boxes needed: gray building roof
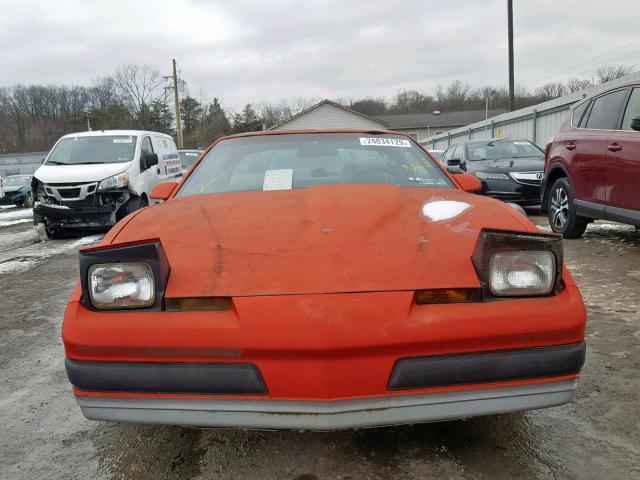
[376,110,508,129]
[269,99,388,130]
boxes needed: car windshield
[46,135,138,165]
[465,140,544,161]
[177,133,453,196]
[4,176,31,187]
[179,151,201,169]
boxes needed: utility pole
[507,0,515,111]
[172,59,184,148]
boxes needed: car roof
[219,129,410,141]
[59,130,173,139]
[570,81,640,110]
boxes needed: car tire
[116,195,148,221]
[547,177,588,238]
[22,194,34,208]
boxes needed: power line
[527,38,640,88]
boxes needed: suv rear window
[584,89,627,130]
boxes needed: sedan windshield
[179,150,201,169]
[46,135,137,165]
[466,140,544,161]
[3,175,31,187]
[177,133,453,196]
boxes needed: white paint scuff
[422,200,470,222]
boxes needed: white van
[33,130,181,237]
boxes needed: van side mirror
[447,158,461,167]
[631,115,640,132]
[149,181,178,201]
[142,153,159,170]
[454,174,482,193]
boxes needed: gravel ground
[0,206,638,480]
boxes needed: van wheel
[547,178,588,238]
[116,195,147,221]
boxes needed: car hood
[469,157,544,172]
[111,184,534,297]
[34,162,131,184]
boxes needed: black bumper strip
[388,342,585,390]
[65,359,267,395]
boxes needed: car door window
[442,148,452,162]
[621,88,640,131]
[572,101,589,127]
[578,101,593,128]
[584,89,627,130]
[141,136,154,157]
[451,145,462,160]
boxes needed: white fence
[0,152,47,177]
[420,72,640,150]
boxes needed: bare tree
[113,64,163,118]
[566,77,593,93]
[595,65,632,84]
[535,82,567,101]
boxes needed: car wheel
[547,178,588,238]
[116,195,148,221]
[22,194,34,208]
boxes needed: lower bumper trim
[65,359,267,395]
[75,379,577,431]
[388,342,585,390]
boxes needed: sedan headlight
[489,251,555,296]
[475,172,509,180]
[98,172,129,191]
[89,263,154,309]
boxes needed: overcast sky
[2,0,639,111]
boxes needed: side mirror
[631,115,640,132]
[447,166,465,174]
[447,158,461,167]
[149,181,178,201]
[454,174,482,193]
[141,153,159,170]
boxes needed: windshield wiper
[45,160,70,165]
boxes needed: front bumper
[67,342,585,429]
[34,202,117,228]
[481,179,541,205]
[0,192,26,205]
[75,379,578,430]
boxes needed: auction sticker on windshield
[263,169,293,191]
[360,137,411,147]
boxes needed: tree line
[0,64,631,153]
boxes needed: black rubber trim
[65,359,267,395]
[388,342,585,390]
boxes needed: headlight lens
[475,172,509,180]
[89,263,154,309]
[489,251,555,296]
[98,172,129,191]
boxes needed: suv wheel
[548,177,588,238]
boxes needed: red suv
[542,83,640,238]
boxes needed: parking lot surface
[1,205,638,480]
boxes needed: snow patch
[0,208,33,221]
[422,200,470,222]
[0,218,31,228]
[0,234,102,275]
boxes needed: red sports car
[62,130,586,430]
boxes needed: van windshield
[46,135,138,165]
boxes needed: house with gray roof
[375,110,507,141]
